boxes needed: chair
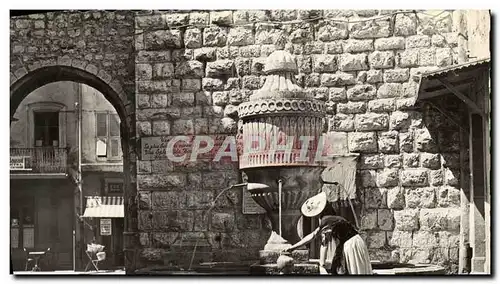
[23,248,34,271]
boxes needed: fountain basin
[134,260,446,275]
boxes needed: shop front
[81,196,124,270]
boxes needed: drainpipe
[75,84,84,271]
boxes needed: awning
[83,196,124,218]
[416,58,490,129]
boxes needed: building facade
[9,9,490,274]
[10,82,125,271]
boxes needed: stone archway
[10,63,140,273]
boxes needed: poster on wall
[100,219,112,236]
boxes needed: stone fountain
[237,40,327,273]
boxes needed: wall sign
[100,219,112,236]
[104,178,123,194]
[10,156,31,170]
[242,185,266,215]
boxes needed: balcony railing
[10,148,68,174]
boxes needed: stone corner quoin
[10,9,465,272]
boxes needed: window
[96,112,121,160]
[10,203,35,249]
[34,112,59,147]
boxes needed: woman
[284,192,372,275]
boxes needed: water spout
[278,179,282,237]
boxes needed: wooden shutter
[96,113,108,137]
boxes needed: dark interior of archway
[10,66,129,138]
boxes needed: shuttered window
[95,112,121,160]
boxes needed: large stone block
[377,168,399,187]
[375,37,405,50]
[349,18,392,38]
[378,131,399,153]
[136,63,153,80]
[210,11,233,25]
[377,83,402,98]
[328,87,347,102]
[415,128,438,152]
[321,73,356,87]
[152,191,187,210]
[206,60,234,78]
[325,41,344,54]
[394,14,417,36]
[435,48,453,67]
[228,26,254,46]
[144,30,182,50]
[378,209,394,230]
[368,98,395,113]
[419,208,454,232]
[412,231,438,248]
[400,169,428,187]
[444,168,459,187]
[152,62,174,79]
[405,187,436,208]
[152,120,171,136]
[312,55,337,73]
[359,154,384,169]
[403,153,420,168]
[138,174,187,189]
[385,154,402,168]
[175,60,204,78]
[343,39,374,53]
[384,68,410,83]
[184,28,202,49]
[330,114,355,131]
[239,45,261,58]
[406,35,431,48]
[420,153,441,169]
[348,132,377,152]
[337,102,366,114]
[303,42,325,55]
[367,231,387,249]
[360,209,378,230]
[387,187,405,210]
[389,111,411,130]
[394,209,419,231]
[396,49,419,68]
[389,230,413,247]
[316,22,348,41]
[360,170,377,188]
[399,131,413,153]
[365,70,383,84]
[202,78,225,91]
[364,187,387,209]
[339,53,369,71]
[369,51,395,69]
[355,113,389,131]
[171,92,195,107]
[172,119,195,135]
[346,84,377,101]
[418,48,436,66]
[203,26,228,47]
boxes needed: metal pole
[278,179,282,237]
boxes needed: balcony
[10,148,69,178]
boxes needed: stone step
[259,249,309,264]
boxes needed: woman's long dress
[319,216,373,275]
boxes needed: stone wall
[134,9,466,272]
